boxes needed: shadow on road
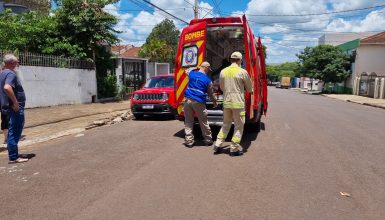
[0,146,6,153]
[173,122,265,153]
[19,153,36,159]
[132,115,175,121]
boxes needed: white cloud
[242,0,385,63]
[326,8,385,32]
[245,0,328,24]
[260,25,288,34]
[103,0,385,63]
[328,0,385,11]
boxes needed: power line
[265,42,304,49]
[142,0,188,24]
[248,19,384,34]
[130,0,153,12]
[198,3,385,17]
[253,4,385,17]
[104,8,190,12]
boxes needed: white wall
[19,66,97,108]
[318,33,377,46]
[147,62,170,78]
[355,44,385,77]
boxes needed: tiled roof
[121,47,141,58]
[361,31,385,44]
[111,45,141,58]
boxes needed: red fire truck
[174,15,268,131]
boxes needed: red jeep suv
[130,74,176,119]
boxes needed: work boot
[9,158,29,164]
[184,142,194,148]
[213,144,221,154]
[229,150,243,157]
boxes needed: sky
[100,0,385,64]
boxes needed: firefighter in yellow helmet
[214,51,252,156]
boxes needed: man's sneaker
[9,158,29,164]
[229,150,243,157]
[184,142,194,148]
[213,144,221,154]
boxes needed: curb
[322,95,385,110]
[0,112,135,155]
[25,108,129,129]
[19,128,86,147]
[362,103,385,110]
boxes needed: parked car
[130,74,176,119]
[275,82,282,88]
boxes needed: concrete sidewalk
[323,94,385,109]
[25,101,130,128]
[0,101,131,154]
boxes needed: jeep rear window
[144,77,174,88]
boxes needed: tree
[139,39,173,62]
[266,62,300,81]
[139,19,180,63]
[297,45,350,83]
[53,0,120,98]
[1,0,119,59]
[53,0,119,59]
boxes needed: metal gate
[122,59,146,95]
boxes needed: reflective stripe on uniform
[223,66,242,78]
[217,130,227,139]
[231,136,241,144]
[187,87,205,94]
[240,111,246,116]
[223,101,244,108]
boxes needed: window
[144,77,174,88]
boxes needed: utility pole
[194,0,198,19]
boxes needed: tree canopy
[266,62,300,81]
[297,45,351,83]
[139,19,180,63]
[0,0,119,59]
[0,0,121,98]
[54,0,119,59]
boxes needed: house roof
[122,47,141,58]
[361,31,385,44]
[111,45,142,58]
[111,45,140,58]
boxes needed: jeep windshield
[144,76,174,88]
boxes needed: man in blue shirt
[0,54,28,163]
[184,61,217,147]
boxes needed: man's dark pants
[7,107,24,161]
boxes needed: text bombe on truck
[174,16,268,130]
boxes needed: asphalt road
[1,88,384,219]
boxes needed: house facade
[352,32,385,98]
